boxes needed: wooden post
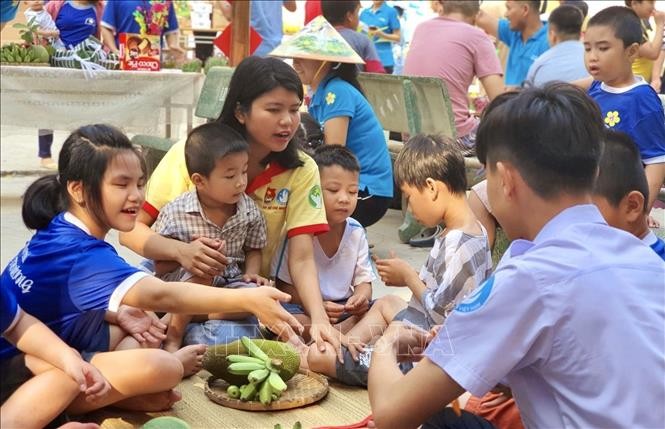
[230,0,251,66]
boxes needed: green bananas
[0,43,46,64]
[224,336,291,404]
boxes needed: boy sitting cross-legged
[307,135,493,386]
[148,122,269,353]
[274,145,375,353]
[593,129,665,260]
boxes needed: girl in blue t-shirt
[0,124,302,414]
[294,59,394,227]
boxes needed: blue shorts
[60,309,110,357]
[282,298,374,324]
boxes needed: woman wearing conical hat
[271,16,394,228]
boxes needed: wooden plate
[204,370,329,411]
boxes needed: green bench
[131,66,235,173]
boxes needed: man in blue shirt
[477,0,549,87]
[525,4,588,87]
[360,0,401,74]
[101,0,185,60]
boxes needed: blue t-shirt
[309,75,393,198]
[524,40,588,87]
[56,1,97,48]
[588,79,665,163]
[251,0,283,57]
[360,3,400,68]
[101,0,178,44]
[0,0,19,24]
[498,18,549,86]
[0,281,20,336]
[0,213,146,359]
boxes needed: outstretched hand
[248,287,304,343]
[116,305,167,347]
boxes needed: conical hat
[270,16,365,64]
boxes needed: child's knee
[144,349,185,388]
[307,344,337,377]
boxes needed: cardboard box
[119,33,161,71]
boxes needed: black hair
[587,6,642,47]
[329,62,366,97]
[185,122,248,177]
[298,112,324,155]
[440,0,480,17]
[322,0,360,25]
[549,5,584,38]
[22,124,146,230]
[393,5,405,17]
[521,0,542,14]
[217,56,304,169]
[594,130,649,213]
[560,0,589,19]
[394,134,467,195]
[313,144,360,173]
[476,82,603,198]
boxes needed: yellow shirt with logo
[144,141,329,277]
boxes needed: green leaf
[12,23,28,29]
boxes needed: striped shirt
[405,224,492,328]
[152,191,267,281]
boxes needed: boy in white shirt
[23,1,59,42]
[274,145,375,340]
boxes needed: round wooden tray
[205,370,329,411]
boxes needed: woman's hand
[246,287,304,342]
[309,322,344,363]
[323,300,346,323]
[373,251,415,286]
[116,306,167,347]
[176,236,229,279]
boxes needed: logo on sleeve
[325,91,336,105]
[308,185,322,209]
[455,275,494,313]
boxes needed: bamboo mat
[84,370,371,429]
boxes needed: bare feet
[173,344,207,377]
[112,389,182,412]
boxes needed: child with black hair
[148,122,269,352]
[368,82,665,429]
[579,6,665,225]
[275,145,375,353]
[593,129,665,260]
[308,134,492,388]
[624,0,665,84]
[321,0,385,73]
[0,124,302,414]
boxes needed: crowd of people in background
[1,1,664,428]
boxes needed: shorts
[152,261,256,289]
[471,180,492,214]
[282,298,374,324]
[60,309,110,357]
[0,353,31,405]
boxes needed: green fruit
[29,45,49,63]
[239,382,258,401]
[226,385,240,399]
[203,338,301,386]
[259,378,273,405]
[142,416,191,429]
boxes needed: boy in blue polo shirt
[360,0,401,74]
[477,0,549,87]
[580,6,665,223]
[367,83,665,428]
[593,130,665,260]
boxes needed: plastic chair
[131,66,235,174]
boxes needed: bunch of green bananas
[224,336,289,405]
[0,43,41,64]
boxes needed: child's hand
[340,333,366,362]
[344,294,370,316]
[323,300,346,323]
[116,305,167,347]
[653,9,665,26]
[178,236,229,280]
[374,321,429,362]
[481,385,513,408]
[63,357,111,402]
[242,273,272,286]
[373,251,415,286]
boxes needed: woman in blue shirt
[272,17,394,227]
